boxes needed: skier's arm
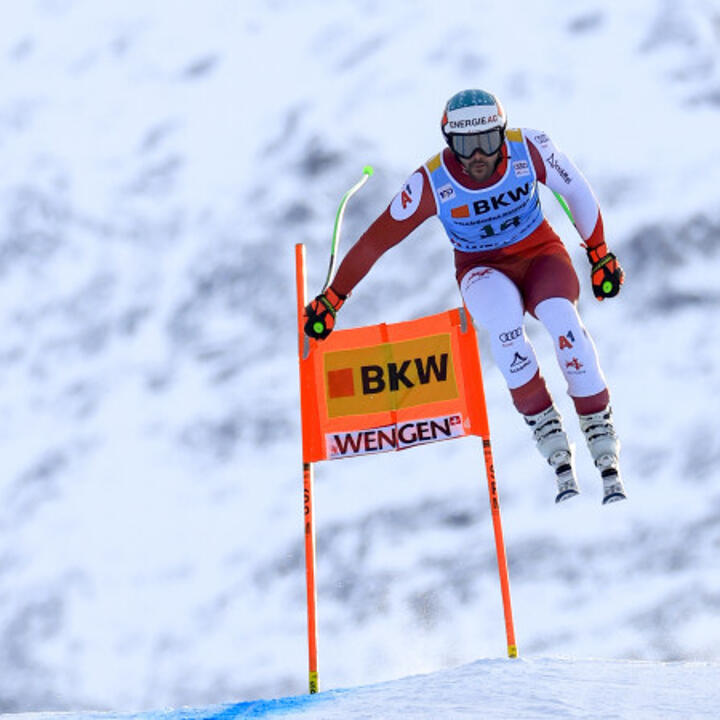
[526,131,600,240]
[527,131,624,300]
[331,168,437,296]
[304,167,437,339]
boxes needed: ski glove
[304,286,346,340]
[584,242,624,301]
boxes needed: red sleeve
[331,167,437,297]
[527,139,546,183]
[585,212,605,250]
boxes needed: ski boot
[579,406,626,504]
[524,404,579,503]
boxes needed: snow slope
[5,658,720,720]
[1,0,720,713]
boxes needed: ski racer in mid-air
[305,88,626,505]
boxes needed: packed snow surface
[6,658,720,720]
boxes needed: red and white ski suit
[331,128,611,416]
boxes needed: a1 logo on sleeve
[390,171,424,221]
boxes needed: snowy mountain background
[1,0,720,713]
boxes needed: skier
[304,89,626,505]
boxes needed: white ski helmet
[441,89,507,157]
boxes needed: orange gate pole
[295,243,320,693]
[303,461,319,692]
[482,437,518,658]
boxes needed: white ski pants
[460,267,607,398]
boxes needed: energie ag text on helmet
[447,115,500,130]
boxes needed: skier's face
[459,148,501,183]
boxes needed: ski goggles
[448,128,505,158]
